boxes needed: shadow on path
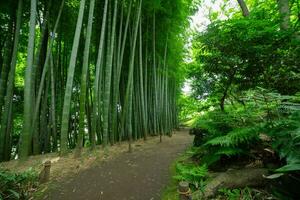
[44,129,193,200]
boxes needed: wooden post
[178,181,191,200]
[39,160,51,184]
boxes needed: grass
[161,159,178,200]
[161,147,193,200]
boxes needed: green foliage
[0,169,38,200]
[204,126,260,148]
[173,162,207,189]
[267,111,300,173]
[218,187,275,200]
[192,110,232,136]
[196,122,260,165]
[183,0,300,197]
[190,89,300,170]
[15,52,26,88]
[0,0,197,160]
[189,1,300,108]
[178,94,201,123]
[190,98,265,165]
[218,188,252,200]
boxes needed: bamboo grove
[0,0,195,161]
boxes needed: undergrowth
[217,188,275,200]
[173,162,207,189]
[0,169,38,200]
[191,90,300,175]
[175,89,300,199]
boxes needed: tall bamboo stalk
[122,0,142,152]
[0,0,23,161]
[60,0,86,154]
[20,0,37,159]
[77,0,96,153]
[92,0,109,148]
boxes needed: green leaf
[265,173,285,179]
[7,189,20,199]
[276,164,300,172]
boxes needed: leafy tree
[190,7,300,111]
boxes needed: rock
[189,128,208,147]
[204,168,269,198]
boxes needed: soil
[42,129,193,200]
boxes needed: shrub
[190,90,300,171]
[0,169,38,200]
[173,162,208,189]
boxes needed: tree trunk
[203,168,269,198]
[92,0,108,149]
[138,17,147,140]
[31,0,64,151]
[116,0,133,143]
[237,0,249,17]
[77,0,95,154]
[20,0,37,159]
[152,11,158,135]
[102,0,118,147]
[122,0,142,152]
[220,70,236,112]
[0,0,23,161]
[50,53,57,151]
[0,5,15,122]
[277,0,290,30]
[31,1,52,155]
[111,1,124,143]
[60,0,86,154]
[220,91,227,112]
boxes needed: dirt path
[43,129,193,200]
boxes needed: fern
[214,147,245,156]
[191,90,300,174]
[0,169,37,200]
[205,126,260,147]
[192,108,262,166]
[265,111,300,173]
[199,153,220,166]
[173,163,208,188]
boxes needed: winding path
[45,129,193,200]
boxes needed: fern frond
[204,126,260,147]
[174,162,208,188]
[215,147,244,156]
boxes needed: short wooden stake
[178,181,191,200]
[39,160,51,184]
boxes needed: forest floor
[35,129,193,200]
